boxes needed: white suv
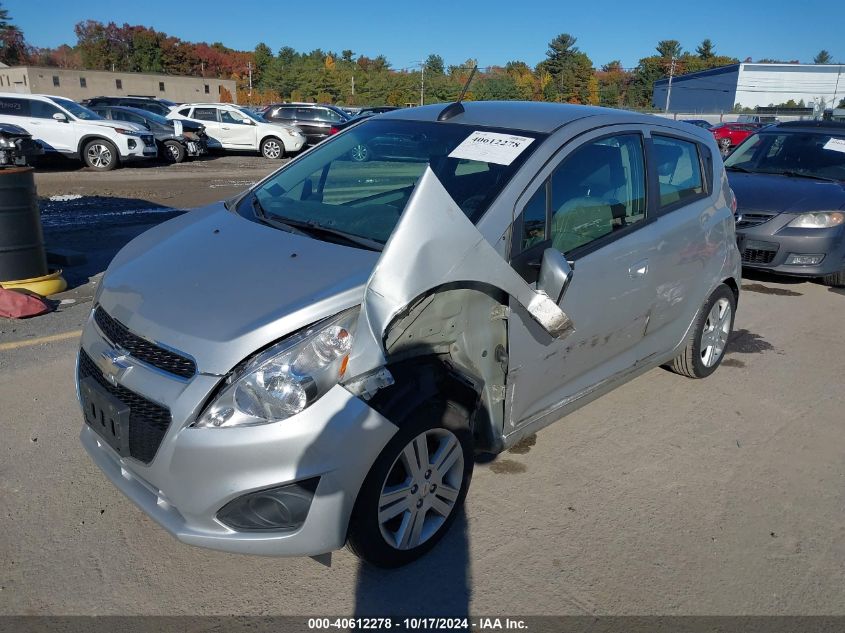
[168,103,305,159]
[0,93,157,170]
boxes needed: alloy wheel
[700,298,731,367]
[87,143,112,168]
[263,140,282,159]
[350,144,369,162]
[377,428,464,550]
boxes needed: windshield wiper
[278,217,384,252]
[725,165,755,173]
[779,170,837,183]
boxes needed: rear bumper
[737,214,845,277]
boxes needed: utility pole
[664,57,676,113]
[248,61,253,98]
[420,61,425,106]
[351,75,355,98]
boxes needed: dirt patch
[508,434,537,455]
[721,358,747,368]
[489,459,527,474]
[741,283,802,297]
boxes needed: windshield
[51,97,103,121]
[725,130,845,181]
[246,119,545,247]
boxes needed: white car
[168,103,305,159]
[0,93,157,170]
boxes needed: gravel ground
[1,155,844,618]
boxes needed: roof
[771,120,845,132]
[378,101,655,134]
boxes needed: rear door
[189,107,223,146]
[506,127,660,428]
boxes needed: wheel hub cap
[377,428,464,550]
[700,298,731,367]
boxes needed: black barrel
[0,166,48,282]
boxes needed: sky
[6,0,844,70]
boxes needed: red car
[710,123,763,151]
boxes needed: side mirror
[537,248,573,304]
[52,112,68,123]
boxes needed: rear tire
[163,140,186,163]
[821,269,845,287]
[347,400,473,568]
[82,139,118,171]
[260,137,285,159]
[666,284,736,378]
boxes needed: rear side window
[177,107,191,117]
[192,107,218,122]
[653,135,704,207]
[0,97,30,117]
[296,107,317,121]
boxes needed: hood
[98,203,380,375]
[728,171,845,213]
[85,118,149,134]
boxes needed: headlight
[113,128,142,136]
[0,137,14,148]
[194,308,359,428]
[787,212,845,229]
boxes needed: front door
[26,99,76,153]
[506,129,659,430]
[219,109,257,148]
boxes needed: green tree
[656,39,683,59]
[696,39,715,60]
[0,1,28,65]
[252,42,274,89]
[814,49,832,64]
[425,54,445,75]
[543,33,579,76]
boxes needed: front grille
[742,239,779,264]
[78,349,171,464]
[94,307,196,379]
[142,135,155,146]
[736,211,777,229]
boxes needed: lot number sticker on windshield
[448,131,535,165]
[822,137,845,154]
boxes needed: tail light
[329,126,339,135]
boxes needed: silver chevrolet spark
[77,102,741,567]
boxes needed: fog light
[785,254,824,265]
[217,478,319,532]
[127,139,137,149]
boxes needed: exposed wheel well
[722,276,739,305]
[77,135,118,158]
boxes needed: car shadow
[353,506,471,622]
[40,195,184,289]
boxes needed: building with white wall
[653,63,845,114]
[0,65,237,104]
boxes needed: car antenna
[437,65,478,121]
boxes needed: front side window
[549,134,646,254]
[192,107,218,122]
[30,100,62,119]
[247,119,544,247]
[653,135,704,207]
[220,109,249,124]
[726,131,845,182]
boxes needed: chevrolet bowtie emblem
[97,348,133,385]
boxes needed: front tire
[163,140,186,163]
[347,401,473,568]
[666,284,736,378]
[821,269,845,287]
[260,137,285,159]
[83,139,119,171]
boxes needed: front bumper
[78,320,397,557]
[737,212,845,277]
[120,134,158,161]
[283,134,306,153]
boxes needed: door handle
[221,126,230,130]
[628,259,649,278]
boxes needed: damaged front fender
[344,166,574,386]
